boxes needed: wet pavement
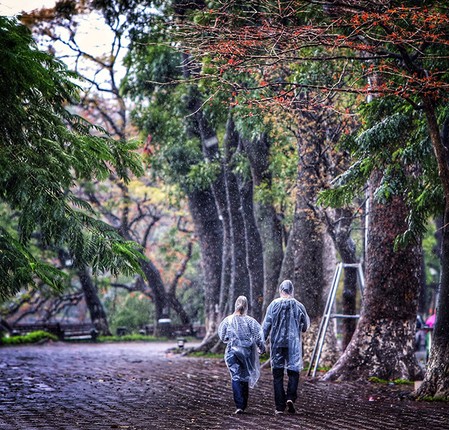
[0,341,448,429]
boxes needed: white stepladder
[306,262,365,378]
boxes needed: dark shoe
[287,400,296,414]
[235,409,244,415]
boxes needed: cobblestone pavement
[0,341,448,430]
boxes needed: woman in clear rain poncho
[218,296,265,414]
[263,280,310,415]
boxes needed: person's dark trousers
[231,380,249,410]
[273,367,300,411]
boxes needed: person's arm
[262,304,273,340]
[298,303,310,332]
[250,318,265,353]
[218,317,230,342]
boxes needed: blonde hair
[234,295,248,315]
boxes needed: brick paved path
[0,342,448,430]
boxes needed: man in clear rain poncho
[263,280,310,415]
[218,296,265,414]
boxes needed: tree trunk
[293,133,326,320]
[323,172,423,382]
[167,292,191,326]
[195,111,232,317]
[415,101,449,399]
[291,123,340,366]
[239,176,264,321]
[182,54,228,326]
[139,259,169,327]
[279,222,297,283]
[187,187,223,341]
[78,266,111,336]
[415,203,449,400]
[326,207,359,350]
[243,134,283,314]
[223,116,251,307]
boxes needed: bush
[1,330,58,345]
[97,334,161,342]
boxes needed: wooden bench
[143,324,205,338]
[11,323,64,339]
[11,322,98,341]
[60,323,98,341]
[171,325,196,338]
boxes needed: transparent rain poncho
[218,314,265,388]
[263,297,310,372]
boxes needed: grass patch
[1,331,58,345]
[188,351,223,359]
[97,334,166,342]
[419,395,449,402]
[368,376,413,385]
[187,351,271,362]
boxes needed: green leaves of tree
[0,17,144,299]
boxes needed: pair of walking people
[218,280,310,415]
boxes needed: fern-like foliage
[319,96,444,248]
[0,17,144,300]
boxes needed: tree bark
[187,187,223,341]
[223,116,251,307]
[291,120,340,366]
[238,176,264,321]
[243,134,283,314]
[293,130,326,320]
[77,266,111,336]
[415,101,449,399]
[279,221,297,283]
[194,108,232,317]
[139,259,169,325]
[326,207,359,350]
[323,172,423,382]
[416,205,449,400]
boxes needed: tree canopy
[0,16,144,301]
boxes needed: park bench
[11,322,98,341]
[60,323,98,341]
[11,323,64,339]
[171,324,197,338]
[142,323,203,338]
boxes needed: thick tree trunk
[323,173,423,382]
[326,207,359,350]
[279,222,297,283]
[237,162,264,321]
[416,212,449,398]
[239,177,264,321]
[416,210,449,399]
[223,117,251,306]
[415,100,449,399]
[187,188,223,341]
[293,134,326,320]
[292,124,340,366]
[167,292,191,325]
[78,266,111,336]
[193,106,232,318]
[139,259,169,325]
[243,134,283,314]
[182,54,228,329]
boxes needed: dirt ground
[0,341,448,430]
